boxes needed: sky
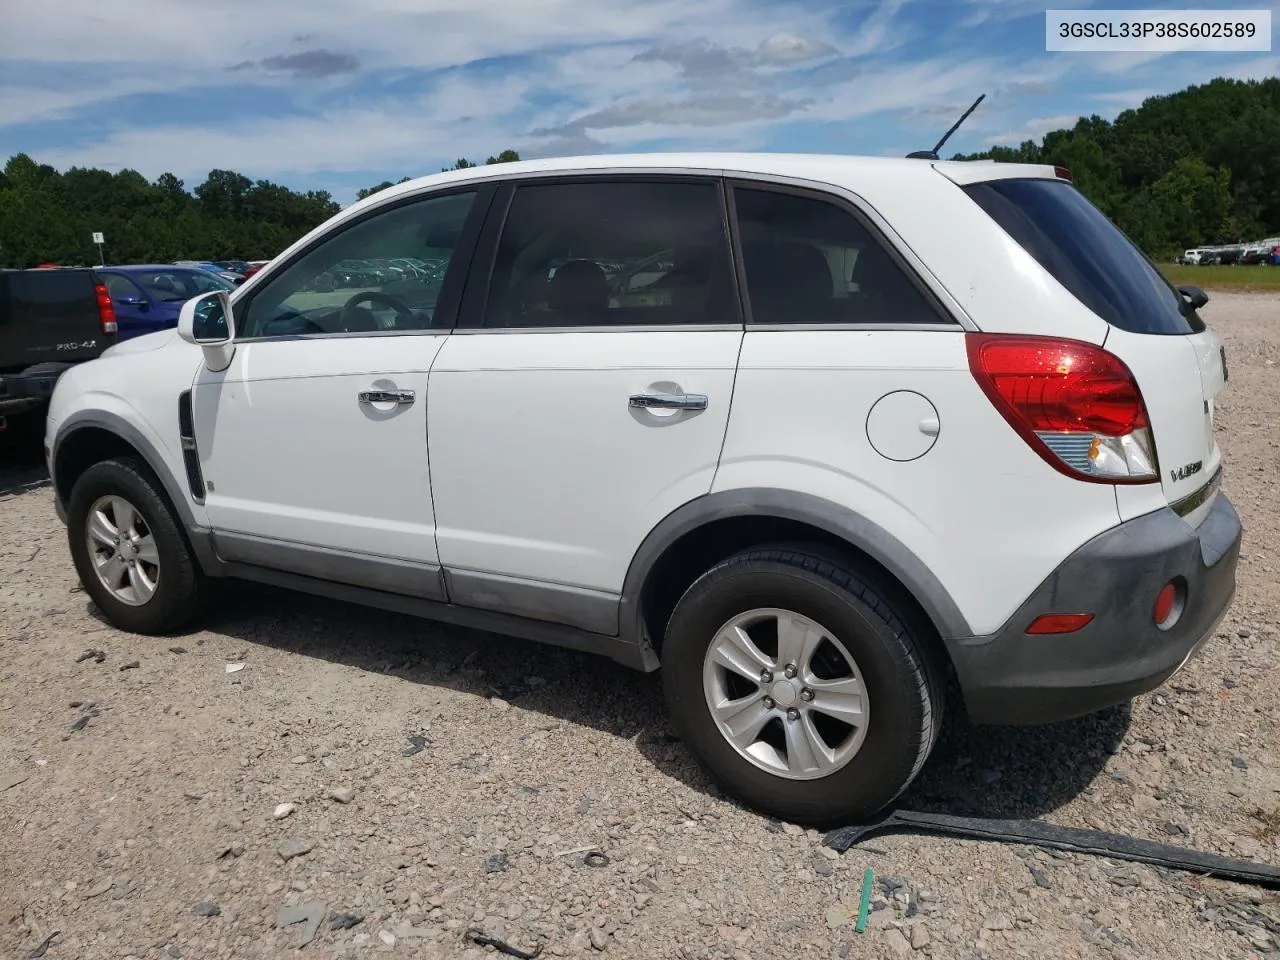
[1,0,1277,205]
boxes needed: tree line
[954,77,1280,257]
[356,150,522,200]
[0,150,521,269]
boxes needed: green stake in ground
[854,867,874,934]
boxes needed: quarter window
[483,180,737,328]
[732,187,944,326]
[239,190,477,339]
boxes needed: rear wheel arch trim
[620,488,973,650]
[52,411,222,575]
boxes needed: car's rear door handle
[359,389,415,405]
[629,393,708,411]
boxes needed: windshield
[128,269,236,301]
[963,178,1203,336]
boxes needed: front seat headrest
[548,259,610,315]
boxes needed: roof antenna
[906,93,986,160]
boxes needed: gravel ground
[1,292,1278,960]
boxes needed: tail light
[966,333,1158,484]
[94,282,118,335]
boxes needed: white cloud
[957,0,1094,28]
[0,79,175,126]
[1222,54,1280,81]
[987,113,1081,145]
[5,0,1266,206]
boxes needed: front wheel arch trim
[52,412,223,575]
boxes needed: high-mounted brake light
[94,282,118,335]
[1053,165,1072,182]
[966,333,1158,484]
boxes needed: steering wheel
[339,291,418,330]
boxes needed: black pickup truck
[0,268,117,435]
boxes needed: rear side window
[484,180,737,328]
[4,270,96,323]
[963,178,1203,336]
[732,187,946,326]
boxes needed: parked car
[1240,245,1271,265]
[1215,248,1242,266]
[1196,250,1221,265]
[1180,249,1207,265]
[0,267,116,433]
[98,266,238,342]
[45,154,1239,825]
[174,260,246,285]
[242,260,271,280]
[1271,246,1280,266]
[215,260,249,275]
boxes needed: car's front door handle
[358,389,415,405]
[629,393,708,411]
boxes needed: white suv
[45,154,1241,825]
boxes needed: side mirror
[1177,284,1209,310]
[178,291,236,371]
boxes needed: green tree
[356,177,411,201]
[0,156,341,267]
[952,76,1280,255]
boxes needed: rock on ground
[0,292,1278,958]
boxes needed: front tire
[67,457,209,634]
[661,546,943,826]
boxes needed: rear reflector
[94,282,118,335]
[1154,581,1184,630]
[966,333,1158,484]
[1026,613,1094,635]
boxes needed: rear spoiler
[932,161,1072,187]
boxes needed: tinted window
[5,270,96,321]
[240,190,476,339]
[102,274,143,300]
[733,188,944,326]
[963,178,1202,335]
[484,180,736,328]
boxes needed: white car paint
[190,335,448,563]
[47,337,209,525]
[714,330,1124,636]
[428,330,741,591]
[47,150,1224,649]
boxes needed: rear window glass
[963,178,1203,336]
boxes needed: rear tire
[661,545,943,826]
[67,457,210,634]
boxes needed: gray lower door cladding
[213,531,447,602]
[443,568,620,636]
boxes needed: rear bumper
[0,367,66,414]
[951,490,1241,725]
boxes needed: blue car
[99,265,238,342]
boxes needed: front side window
[733,187,944,326]
[102,273,143,301]
[239,190,477,339]
[484,180,737,328]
